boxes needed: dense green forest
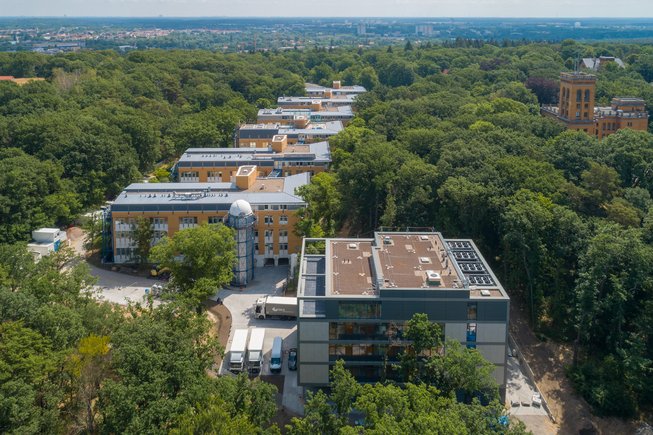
[0,245,527,434]
[1,39,653,429]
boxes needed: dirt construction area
[510,302,637,435]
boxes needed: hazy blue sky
[2,0,652,18]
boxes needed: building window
[584,89,590,102]
[280,230,288,238]
[467,323,477,342]
[329,322,389,340]
[332,365,382,382]
[279,216,288,225]
[180,217,198,229]
[180,171,199,181]
[280,243,288,251]
[152,217,166,227]
[576,89,582,102]
[208,216,223,224]
[208,171,222,181]
[338,302,381,319]
[328,344,390,361]
[467,303,477,320]
[264,216,273,225]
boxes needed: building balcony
[115,238,135,249]
[114,223,132,232]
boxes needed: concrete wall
[299,322,329,342]
[477,323,507,343]
[299,364,329,385]
[491,365,506,385]
[476,344,506,364]
[299,343,328,363]
[445,323,467,342]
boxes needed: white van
[270,336,283,373]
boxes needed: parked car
[532,392,542,407]
[288,348,297,371]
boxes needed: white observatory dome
[229,199,253,217]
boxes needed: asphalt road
[216,267,304,415]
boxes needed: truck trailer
[247,328,266,374]
[228,329,249,373]
[255,296,298,319]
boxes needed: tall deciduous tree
[150,223,236,307]
[132,216,155,265]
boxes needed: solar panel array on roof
[447,241,496,287]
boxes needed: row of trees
[0,237,527,433]
[0,244,278,434]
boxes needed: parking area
[216,266,304,415]
[506,353,548,418]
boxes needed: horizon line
[2,16,653,20]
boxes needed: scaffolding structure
[100,207,113,263]
[228,200,256,286]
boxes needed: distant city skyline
[2,0,653,19]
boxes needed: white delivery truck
[247,328,266,374]
[270,336,283,373]
[229,329,249,373]
[254,296,298,319]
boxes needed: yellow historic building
[106,167,309,267]
[541,72,648,139]
[235,121,343,148]
[173,136,330,182]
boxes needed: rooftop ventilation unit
[420,235,429,241]
[383,236,392,245]
[425,270,441,286]
[347,243,358,250]
[419,257,432,264]
[480,289,491,297]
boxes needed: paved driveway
[216,267,304,415]
[506,354,548,418]
[90,264,162,306]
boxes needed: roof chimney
[235,165,258,190]
[271,134,288,153]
